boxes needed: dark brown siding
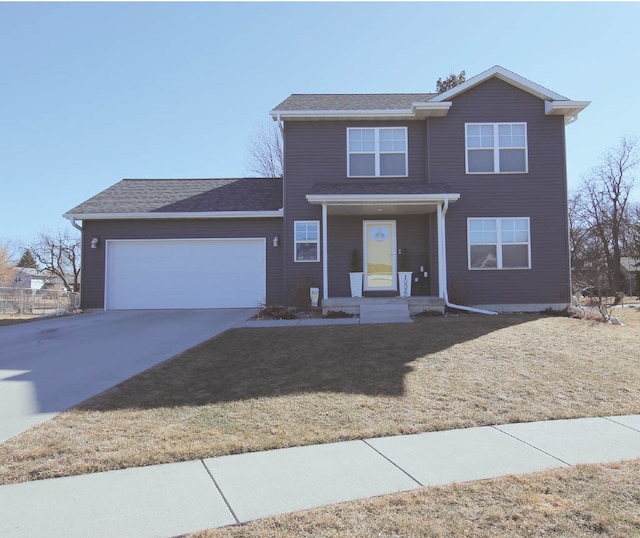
[282,120,429,301]
[429,78,571,306]
[325,215,432,297]
[81,219,284,309]
[279,77,571,306]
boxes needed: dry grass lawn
[191,460,640,537]
[0,308,639,486]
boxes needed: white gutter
[439,199,497,315]
[544,100,590,125]
[307,193,460,205]
[269,102,451,121]
[63,210,284,220]
[270,108,416,120]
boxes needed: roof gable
[430,65,568,102]
[270,65,588,123]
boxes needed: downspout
[66,216,82,232]
[440,198,497,315]
[276,112,284,134]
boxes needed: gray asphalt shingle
[271,93,437,112]
[65,178,283,215]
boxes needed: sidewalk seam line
[604,416,640,433]
[361,440,424,487]
[491,426,572,467]
[201,460,241,525]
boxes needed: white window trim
[465,122,528,174]
[467,217,531,270]
[294,220,320,263]
[347,127,409,178]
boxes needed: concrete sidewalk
[1,415,639,537]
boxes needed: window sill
[347,175,409,179]
[466,171,529,175]
[468,267,531,271]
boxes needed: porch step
[359,302,412,324]
[321,296,445,317]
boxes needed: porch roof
[306,182,460,215]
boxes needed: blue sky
[1,2,639,249]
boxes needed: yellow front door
[363,221,397,291]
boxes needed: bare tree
[28,229,81,292]
[0,242,15,285]
[574,137,638,295]
[247,120,283,178]
[629,203,640,259]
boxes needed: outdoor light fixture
[91,237,99,249]
[272,236,279,247]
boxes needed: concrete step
[359,302,412,324]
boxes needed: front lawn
[192,460,640,537]
[0,309,638,485]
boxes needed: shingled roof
[65,178,283,217]
[308,181,455,196]
[271,93,437,112]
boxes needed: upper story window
[468,217,531,270]
[294,221,320,262]
[465,123,528,174]
[347,127,408,177]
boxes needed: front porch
[305,187,461,303]
[321,295,445,316]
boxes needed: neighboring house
[621,257,640,296]
[11,267,68,291]
[64,65,589,312]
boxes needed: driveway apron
[0,309,255,443]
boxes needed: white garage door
[105,238,266,310]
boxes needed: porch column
[436,203,444,298]
[322,203,328,300]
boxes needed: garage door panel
[105,239,266,310]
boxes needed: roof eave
[269,102,451,121]
[63,210,284,221]
[545,100,591,124]
[306,193,460,205]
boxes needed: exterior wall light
[91,237,99,249]
[272,236,279,247]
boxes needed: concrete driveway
[0,309,256,443]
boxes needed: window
[348,127,407,177]
[466,123,527,173]
[468,218,530,269]
[294,221,320,262]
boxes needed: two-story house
[64,66,589,313]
